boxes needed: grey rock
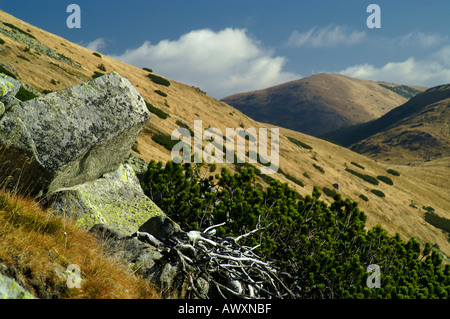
[45,163,171,235]
[124,152,149,184]
[89,223,207,299]
[0,273,36,299]
[139,214,181,242]
[0,73,21,99]
[0,74,21,111]
[89,223,181,297]
[0,72,150,196]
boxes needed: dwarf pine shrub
[145,101,169,119]
[148,73,170,87]
[377,175,394,185]
[345,168,379,185]
[141,159,450,299]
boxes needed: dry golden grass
[0,9,449,259]
[0,189,160,299]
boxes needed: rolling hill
[0,10,449,258]
[221,73,426,137]
[323,84,450,165]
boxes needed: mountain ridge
[322,84,450,164]
[221,73,426,136]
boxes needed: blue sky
[2,1,450,98]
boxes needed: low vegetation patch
[423,206,435,213]
[152,134,181,151]
[17,55,31,62]
[97,64,106,72]
[424,211,450,242]
[154,90,167,97]
[387,169,400,176]
[322,187,337,198]
[0,65,18,79]
[175,120,194,135]
[148,73,170,87]
[278,169,305,187]
[287,136,312,150]
[359,194,369,202]
[370,189,385,198]
[192,86,206,94]
[92,71,105,79]
[377,175,394,185]
[378,83,422,99]
[131,140,141,154]
[345,168,379,185]
[313,163,324,174]
[15,86,38,101]
[351,162,365,170]
[3,22,36,39]
[145,101,169,119]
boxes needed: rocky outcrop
[0,71,187,298]
[89,224,192,299]
[0,273,36,299]
[46,161,179,235]
[0,72,150,196]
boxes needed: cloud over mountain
[110,28,299,99]
[339,49,450,87]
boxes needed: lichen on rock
[0,273,36,299]
[0,72,150,196]
[46,162,177,235]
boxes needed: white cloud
[287,25,366,48]
[111,28,299,98]
[432,45,450,66]
[339,56,450,87]
[338,31,450,86]
[79,38,108,52]
[397,32,448,47]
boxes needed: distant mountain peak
[222,73,425,137]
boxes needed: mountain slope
[323,84,450,164]
[221,73,425,136]
[0,10,449,257]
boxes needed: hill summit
[221,73,425,136]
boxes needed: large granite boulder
[45,162,179,235]
[0,72,149,196]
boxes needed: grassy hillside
[322,84,450,165]
[0,189,160,299]
[0,9,449,260]
[221,73,425,137]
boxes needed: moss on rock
[46,163,176,235]
[0,273,36,299]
